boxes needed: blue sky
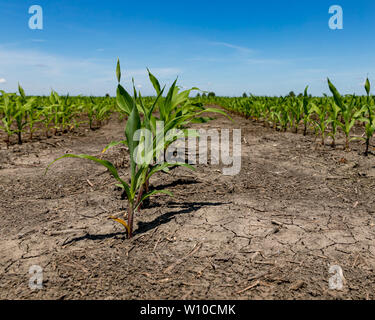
[0,0,374,96]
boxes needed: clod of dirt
[289,280,305,291]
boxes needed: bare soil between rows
[1,110,375,300]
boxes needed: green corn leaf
[190,117,213,123]
[18,84,26,100]
[135,189,173,211]
[365,78,370,96]
[132,164,148,193]
[132,78,138,100]
[147,68,161,95]
[147,86,165,119]
[327,78,344,110]
[161,78,178,120]
[147,162,194,180]
[125,104,141,178]
[116,84,133,115]
[102,140,128,153]
[197,107,233,121]
[116,58,121,83]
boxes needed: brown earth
[1,110,375,300]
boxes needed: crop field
[1,60,375,300]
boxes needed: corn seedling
[37,104,55,138]
[310,100,329,145]
[359,78,375,156]
[328,79,362,150]
[0,91,16,148]
[302,87,311,136]
[46,61,203,239]
[326,95,341,148]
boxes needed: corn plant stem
[17,132,22,145]
[128,203,134,239]
[345,136,350,151]
[136,185,144,212]
[331,139,336,148]
[145,179,150,193]
[5,135,10,149]
[365,138,370,156]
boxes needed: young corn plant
[275,104,290,132]
[360,78,375,156]
[326,95,341,148]
[0,91,16,148]
[14,85,35,145]
[328,79,362,150]
[82,97,105,130]
[26,104,39,141]
[37,104,55,138]
[108,60,229,202]
[94,97,113,127]
[289,97,303,133]
[302,86,311,136]
[23,91,40,141]
[50,91,77,134]
[310,101,329,145]
[48,106,192,238]
[47,62,196,239]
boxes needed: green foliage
[46,60,228,239]
[199,78,375,153]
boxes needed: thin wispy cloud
[127,68,181,78]
[0,48,110,77]
[34,63,49,68]
[246,58,288,65]
[30,39,47,43]
[301,68,329,74]
[209,42,254,54]
[186,57,225,63]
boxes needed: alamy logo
[132,123,242,176]
[29,265,43,290]
[329,5,343,30]
[328,265,344,290]
[28,5,43,30]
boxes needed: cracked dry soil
[1,110,375,300]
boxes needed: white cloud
[0,48,182,95]
[127,67,181,78]
[0,48,109,76]
[186,57,225,63]
[210,42,254,54]
[0,78,6,84]
[30,39,47,43]
[246,58,287,65]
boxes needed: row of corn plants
[200,79,374,154]
[0,88,118,147]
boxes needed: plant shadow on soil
[62,201,226,245]
[135,201,227,236]
[62,231,126,246]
